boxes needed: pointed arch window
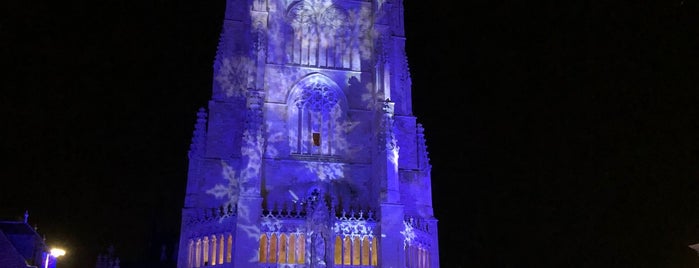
[282,1,359,70]
[288,75,347,157]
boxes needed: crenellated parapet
[262,202,311,220]
[395,36,411,111]
[334,208,378,238]
[182,204,237,227]
[417,123,430,171]
[262,200,378,222]
[188,107,208,158]
[259,207,379,233]
[404,215,434,235]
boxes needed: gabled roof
[0,221,39,236]
[0,230,31,268]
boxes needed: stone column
[379,203,406,268]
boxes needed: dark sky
[3,1,699,267]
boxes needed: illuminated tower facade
[177,0,438,267]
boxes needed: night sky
[3,1,699,267]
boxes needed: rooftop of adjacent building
[0,211,48,268]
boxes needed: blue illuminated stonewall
[177,1,439,267]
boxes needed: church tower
[177,0,439,267]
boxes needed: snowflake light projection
[400,220,417,248]
[178,0,440,266]
[206,160,241,209]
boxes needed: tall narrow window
[226,234,233,263]
[218,234,224,265]
[195,239,201,268]
[361,237,370,265]
[279,234,288,263]
[371,238,378,266]
[334,236,342,265]
[289,75,346,157]
[352,236,361,265]
[343,237,351,265]
[297,234,306,264]
[203,237,209,266]
[210,235,217,265]
[289,234,297,264]
[260,234,268,263]
[188,240,194,268]
[294,83,338,155]
[270,234,278,263]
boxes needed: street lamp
[44,248,66,268]
[50,248,66,258]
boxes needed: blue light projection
[178,0,439,267]
[400,220,416,245]
[302,162,345,181]
[214,57,255,99]
[205,160,240,211]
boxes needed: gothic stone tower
[177,0,439,267]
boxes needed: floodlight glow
[50,248,66,257]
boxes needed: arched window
[283,1,358,70]
[187,240,194,268]
[343,236,351,265]
[226,234,233,263]
[289,234,297,264]
[362,237,370,265]
[210,235,217,265]
[279,234,288,263]
[334,236,343,265]
[195,239,201,268]
[297,233,306,264]
[288,74,347,156]
[371,238,378,266]
[270,234,279,263]
[218,234,224,264]
[260,234,269,263]
[352,236,361,265]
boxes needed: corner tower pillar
[376,100,406,267]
